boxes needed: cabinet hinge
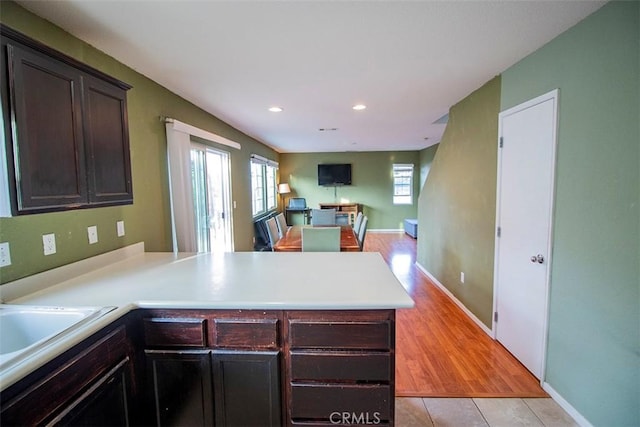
[497,227,501,238]
[499,137,504,148]
[494,312,498,322]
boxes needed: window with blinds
[393,164,414,205]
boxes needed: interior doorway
[493,89,558,380]
[191,144,233,253]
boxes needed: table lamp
[278,183,291,208]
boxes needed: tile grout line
[522,398,549,427]
[418,397,436,427]
[472,397,493,427]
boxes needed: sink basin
[0,305,115,369]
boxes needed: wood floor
[364,232,547,398]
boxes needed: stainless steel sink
[0,305,115,369]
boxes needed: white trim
[494,89,559,382]
[368,229,404,233]
[415,261,493,336]
[542,383,593,427]
[250,153,279,168]
[164,117,241,150]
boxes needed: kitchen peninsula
[0,243,413,426]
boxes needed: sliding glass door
[191,144,233,253]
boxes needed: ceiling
[17,0,605,153]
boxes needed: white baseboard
[414,261,493,337]
[543,383,593,427]
[369,229,404,233]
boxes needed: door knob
[530,254,544,264]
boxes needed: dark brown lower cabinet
[145,349,281,427]
[1,308,396,427]
[0,324,134,427]
[146,350,214,426]
[49,358,131,426]
[212,350,281,427]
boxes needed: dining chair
[275,212,289,238]
[265,217,280,250]
[353,211,364,235]
[310,208,336,226]
[335,213,350,225]
[301,226,341,252]
[357,216,368,251]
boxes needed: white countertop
[0,244,413,389]
[6,249,414,310]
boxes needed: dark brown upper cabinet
[1,25,133,215]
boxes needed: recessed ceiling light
[352,104,367,111]
[268,106,283,112]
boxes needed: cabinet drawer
[290,384,391,422]
[289,321,390,350]
[210,318,279,348]
[290,352,390,382]
[143,318,206,347]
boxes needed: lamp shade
[278,183,291,194]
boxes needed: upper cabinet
[0,25,133,216]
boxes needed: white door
[494,90,558,379]
[191,144,233,253]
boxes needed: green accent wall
[279,151,420,229]
[501,2,639,426]
[416,77,500,327]
[0,2,278,284]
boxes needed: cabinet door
[212,350,281,427]
[7,43,87,211]
[146,350,214,427]
[48,358,131,427]
[82,75,133,205]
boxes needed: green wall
[417,77,500,327]
[0,2,278,283]
[279,151,420,229]
[419,143,438,190]
[501,2,639,425]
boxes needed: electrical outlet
[87,226,98,244]
[0,242,11,267]
[116,220,125,237]
[460,272,465,284]
[43,233,56,255]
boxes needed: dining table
[273,225,360,252]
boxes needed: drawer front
[143,318,206,347]
[290,352,390,382]
[210,318,279,348]
[290,384,391,422]
[289,321,390,350]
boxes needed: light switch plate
[43,233,56,255]
[0,242,11,267]
[117,220,125,237]
[87,226,98,244]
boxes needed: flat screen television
[318,163,352,186]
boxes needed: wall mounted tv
[318,163,352,186]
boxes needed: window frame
[250,154,278,218]
[392,163,414,205]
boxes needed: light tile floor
[396,398,580,427]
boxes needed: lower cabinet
[286,310,396,426]
[0,308,396,427]
[146,351,214,426]
[0,324,134,427]
[50,358,132,426]
[212,350,281,426]
[142,310,283,427]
